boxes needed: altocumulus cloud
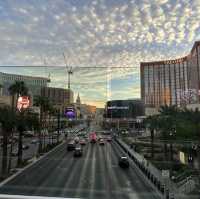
[0,0,200,107]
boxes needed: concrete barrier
[114,138,189,198]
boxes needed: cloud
[0,0,200,106]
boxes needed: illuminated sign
[107,106,129,110]
[17,96,30,111]
[164,58,185,65]
[64,107,75,119]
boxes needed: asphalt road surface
[0,138,160,199]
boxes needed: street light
[56,108,61,144]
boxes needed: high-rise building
[41,87,74,113]
[0,72,50,102]
[140,41,200,109]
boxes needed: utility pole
[57,109,60,144]
[63,53,73,90]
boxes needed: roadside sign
[17,96,30,111]
[162,170,170,178]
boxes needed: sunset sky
[0,0,200,107]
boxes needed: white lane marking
[0,194,80,199]
[89,144,97,199]
[75,144,91,197]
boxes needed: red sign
[17,96,30,111]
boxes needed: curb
[0,141,65,187]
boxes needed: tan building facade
[41,87,74,113]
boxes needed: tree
[8,81,28,112]
[0,106,16,177]
[16,112,26,166]
[34,96,51,153]
[48,107,57,145]
[8,81,28,168]
[182,108,200,180]
[159,105,179,161]
[144,115,159,158]
[0,84,2,95]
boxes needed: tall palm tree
[8,81,28,168]
[159,105,179,161]
[0,84,2,96]
[48,107,57,145]
[0,106,16,177]
[183,108,200,178]
[8,81,28,112]
[34,96,51,154]
[145,115,159,158]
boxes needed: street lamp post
[57,109,60,144]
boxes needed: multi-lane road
[0,134,160,199]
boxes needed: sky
[0,0,200,107]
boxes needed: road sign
[162,170,170,178]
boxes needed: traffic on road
[0,122,160,199]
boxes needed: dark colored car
[11,151,18,156]
[67,141,75,151]
[118,156,129,168]
[31,139,38,144]
[22,145,29,150]
[80,139,86,145]
[74,147,83,157]
[107,137,112,142]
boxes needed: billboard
[17,96,30,111]
[64,107,76,119]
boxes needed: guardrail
[115,138,181,199]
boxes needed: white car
[74,136,79,143]
[31,139,38,144]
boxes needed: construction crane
[42,56,51,84]
[63,53,73,90]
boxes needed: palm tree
[8,81,28,112]
[16,112,26,166]
[0,106,16,177]
[34,96,51,154]
[145,115,159,158]
[159,105,179,161]
[183,108,200,177]
[8,81,28,168]
[49,106,57,144]
[0,84,2,96]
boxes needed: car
[74,147,83,157]
[67,141,75,151]
[118,156,129,168]
[8,139,12,144]
[99,139,105,145]
[23,131,35,137]
[31,139,38,144]
[74,136,79,144]
[11,151,18,156]
[98,136,103,141]
[80,139,86,145]
[13,136,19,142]
[22,144,29,150]
[107,137,112,142]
